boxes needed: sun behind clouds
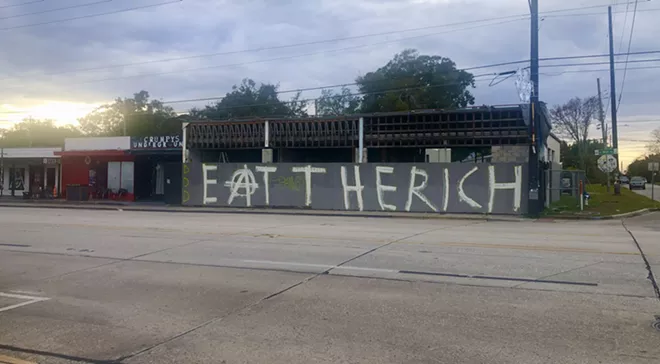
[0,101,101,127]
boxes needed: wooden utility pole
[608,6,619,172]
[597,78,611,192]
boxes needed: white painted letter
[340,166,365,211]
[202,164,218,204]
[376,166,397,211]
[256,166,277,205]
[458,166,482,210]
[443,168,449,212]
[405,166,438,212]
[292,165,327,206]
[488,165,522,213]
[224,165,259,206]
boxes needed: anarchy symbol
[224,165,259,206]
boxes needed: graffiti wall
[182,163,528,215]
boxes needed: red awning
[55,150,128,157]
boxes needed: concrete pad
[0,251,116,288]
[0,258,309,361]
[125,275,660,364]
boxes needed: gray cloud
[1,0,658,160]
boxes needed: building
[56,136,182,203]
[181,105,553,215]
[0,147,61,198]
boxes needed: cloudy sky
[0,0,658,166]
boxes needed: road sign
[598,154,617,173]
[649,162,660,172]
[595,148,617,156]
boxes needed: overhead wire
[0,0,113,21]
[0,0,43,9]
[0,1,645,80]
[0,0,182,31]
[0,17,528,88]
[617,0,641,112]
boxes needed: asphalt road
[0,207,659,364]
[629,183,660,202]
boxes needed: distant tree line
[1,49,477,148]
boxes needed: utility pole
[597,78,607,145]
[608,6,619,172]
[597,78,611,192]
[528,0,542,215]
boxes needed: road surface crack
[621,220,660,301]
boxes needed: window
[8,167,26,190]
[107,161,134,193]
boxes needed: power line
[0,2,642,80]
[617,0,641,112]
[0,0,182,31]
[541,57,660,68]
[0,0,43,9]
[541,64,660,75]
[0,18,527,89]
[0,0,113,21]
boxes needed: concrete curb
[545,208,659,221]
[0,202,527,222]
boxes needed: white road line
[0,292,50,313]
[240,259,397,273]
[8,290,43,296]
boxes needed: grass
[545,184,660,217]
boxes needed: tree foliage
[627,154,660,181]
[78,91,179,136]
[0,118,81,148]
[550,97,599,144]
[190,79,307,120]
[560,139,608,183]
[647,127,660,155]
[315,87,360,116]
[356,49,475,113]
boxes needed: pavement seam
[510,261,604,288]
[0,345,116,364]
[621,220,660,301]
[114,220,485,363]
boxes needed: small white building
[547,133,562,166]
[0,147,61,197]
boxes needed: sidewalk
[0,198,528,222]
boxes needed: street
[1,207,659,364]
[629,184,660,202]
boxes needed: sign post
[649,162,660,201]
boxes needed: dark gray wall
[182,162,528,215]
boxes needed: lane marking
[0,292,50,313]
[0,354,37,364]
[8,291,43,296]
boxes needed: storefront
[57,137,136,201]
[0,148,61,198]
[130,135,182,204]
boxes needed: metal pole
[608,6,619,170]
[530,0,539,101]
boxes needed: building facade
[181,105,552,215]
[0,148,61,198]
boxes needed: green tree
[0,118,81,148]
[190,79,308,120]
[315,87,360,116]
[78,91,179,136]
[356,49,475,113]
[560,139,608,183]
[627,154,660,181]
